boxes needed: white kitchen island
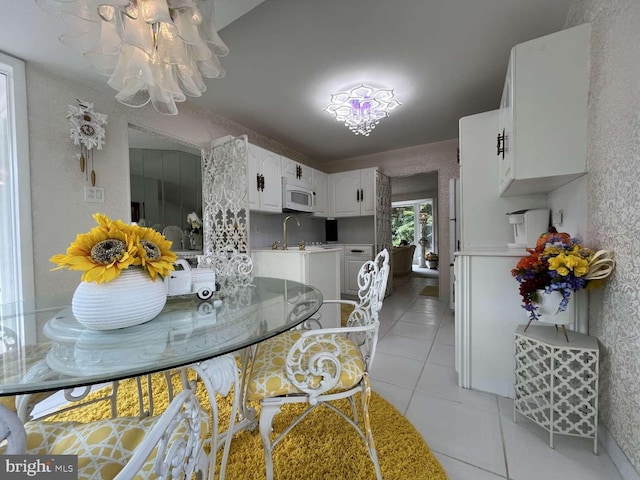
[251,247,341,328]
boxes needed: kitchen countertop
[251,246,342,253]
[455,246,528,257]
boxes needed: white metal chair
[1,389,208,479]
[177,354,243,480]
[163,225,185,251]
[245,249,390,480]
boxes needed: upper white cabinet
[459,110,547,249]
[498,23,591,197]
[311,169,328,217]
[281,157,312,184]
[247,144,282,213]
[329,168,377,217]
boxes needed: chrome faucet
[282,215,300,250]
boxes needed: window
[0,52,34,307]
[392,199,434,263]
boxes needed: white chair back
[163,225,184,250]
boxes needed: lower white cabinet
[454,249,588,398]
[342,245,374,295]
[251,249,341,328]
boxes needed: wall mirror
[128,125,203,244]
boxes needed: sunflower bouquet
[511,228,615,322]
[50,213,177,284]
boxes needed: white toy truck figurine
[165,259,216,300]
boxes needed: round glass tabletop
[0,277,322,396]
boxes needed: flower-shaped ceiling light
[324,84,401,136]
[37,0,229,115]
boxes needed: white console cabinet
[498,23,590,197]
[514,325,599,454]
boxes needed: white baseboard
[599,422,640,480]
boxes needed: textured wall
[24,64,311,303]
[322,139,459,299]
[566,0,640,472]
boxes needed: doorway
[390,172,439,272]
[391,199,434,264]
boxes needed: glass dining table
[0,276,323,446]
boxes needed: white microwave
[282,177,315,213]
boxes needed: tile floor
[371,273,624,480]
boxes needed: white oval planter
[72,267,167,330]
[535,289,575,325]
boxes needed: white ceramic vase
[72,267,167,330]
[535,289,575,325]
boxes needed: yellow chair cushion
[0,396,15,411]
[23,414,204,480]
[247,330,365,401]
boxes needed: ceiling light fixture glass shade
[36,0,229,115]
[324,84,401,136]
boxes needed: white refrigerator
[448,177,460,310]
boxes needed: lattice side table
[514,324,599,453]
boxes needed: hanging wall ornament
[67,100,107,186]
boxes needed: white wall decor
[201,136,249,277]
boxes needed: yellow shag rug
[341,303,354,327]
[47,372,448,480]
[419,285,439,297]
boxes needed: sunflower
[50,214,138,284]
[50,213,177,284]
[131,224,177,281]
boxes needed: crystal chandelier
[324,84,401,136]
[36,0,229,115]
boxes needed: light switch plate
[552,209,563,226]
[84,186,105,203]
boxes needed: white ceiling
[1,1,573,164]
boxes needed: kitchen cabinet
[311,169,328,217]
[247,144,282,213]
[498,23,590,197]
[251,248,341,328]
[329,168,376,217]
[282,156,312,184]
[454,249,586,398]
[342,244,373,295]
[459,110,546,250]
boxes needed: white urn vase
[535,289,575,325]
[72,267,167,330]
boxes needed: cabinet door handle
[356,189,360,202]
[257,173,261,191]
[497,128,505,159]
[259,174,265,191]
[360,188,364,202]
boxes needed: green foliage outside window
[391,202,433,248]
